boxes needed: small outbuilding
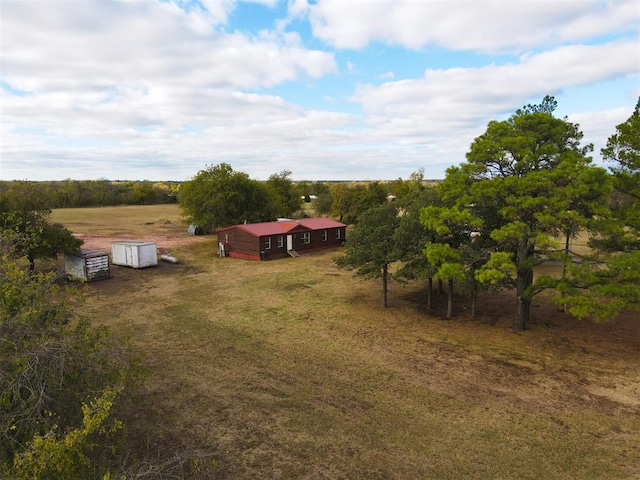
[111,241,158,269]
[217,218,347,260]
[64,249,111,281]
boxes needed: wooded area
[337,97,640,332]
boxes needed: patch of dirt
[74,232,210,254]
[400,285,640,416]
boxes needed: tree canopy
[0,181,82,270]
[0,241,136,477]
[266,170,303,218]
[599,97,640,251]
[331,182,388,224]
[179,163,278,231]
[433,96,612,331]
[551,97,640,320]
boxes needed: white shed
[64,249,111,281]
[111,241,158,268]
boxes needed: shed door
[287,235,293,251]
[125,245,135,266]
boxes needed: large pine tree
[434,96,611,331]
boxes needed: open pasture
[54,205,640,479]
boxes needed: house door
[287,235,293,251]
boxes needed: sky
[1,0,639,182]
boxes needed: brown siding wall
[222,225,346,260]
[222,228,260,259]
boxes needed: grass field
[53,205,640,479]
[51,204,186,236]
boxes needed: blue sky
[1,0,639,181]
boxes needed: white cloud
[569,106,636,165]
[0,0,336,133]
[351,40,639,121]
[1,1,336,94]
[308,0,640,52]
[342,40,639,177]
[1,0,638,182]
[287,0,309,18]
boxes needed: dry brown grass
[53,206,640,479]
[51,204,186,236]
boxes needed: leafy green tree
[0,244,139,475]
[0,239,216,478]
[331,182,387,224]
[437,96,611,331]
[0,182,82,270]
[330,183,354,222]
[336,203,400,307]
[10,388,123,480]
[266,170,302,218]
[179,163,277,231]
[312,191,333,217]
[132,181,159,205]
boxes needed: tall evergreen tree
[552,98,640,320]
[436,96,611,331]
[599,98,640,251]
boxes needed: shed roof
[69,249,109,259]
[110,241,157,246]
[218,218,346,237]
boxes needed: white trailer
[111,241,158,268]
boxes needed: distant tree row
[178,164,438,230]
[0,179,180,209]
[338,96,640,332]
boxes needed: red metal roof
[218,218,346,236]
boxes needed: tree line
[337,96,640,332]
[178,165,438,231]
[0,179,181,208]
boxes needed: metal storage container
[64,249,111,281]
[111,241,158,268]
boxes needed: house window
[301,232,311,244]
[322,230,327,241]
[277,235,284,248]
[265,237,271,250]
[336,229,341,239]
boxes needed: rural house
[217,218,347,260]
